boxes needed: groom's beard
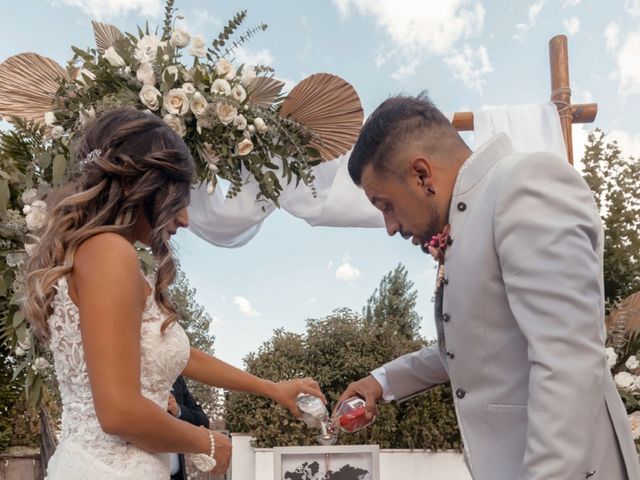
[419,205,442,254]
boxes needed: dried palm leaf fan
[607,291,640,335]
[92,20,124,54]
[247,77,285,108]
[279,73,363,161]
[0,53,69,125]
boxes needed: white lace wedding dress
[44,274,190,479]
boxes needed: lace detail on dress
[45,274,190,479]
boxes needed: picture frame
[273,445,379,480]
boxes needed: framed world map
[273,445,379,480]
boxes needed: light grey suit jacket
[381,134,640,480]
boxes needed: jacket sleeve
[176,376,210,429]
[381,344,450,402]
[493,152,605,479]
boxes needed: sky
[2,0,639,368]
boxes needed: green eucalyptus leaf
[28,376,43,410]
[0,179,9,214]
[12,310,25,328]
[52,154,67,185]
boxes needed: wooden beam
[451,103,597,132]
[550,34,574,164]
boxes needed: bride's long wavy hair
[24,108,195,340]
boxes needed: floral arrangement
[0,0,361,407]
[606,308,640,452]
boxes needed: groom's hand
[336,375,383,419]
[211,431,232,475]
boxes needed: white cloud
[571,85,593,103]
[234,46,274,66]
[47,0,162,19]
[335,257,361,282]
[444,45,493,92]
[605,22,620,52]
[233,296,259,317]
[513,0,545,41]
[391,59,419,81]
[607,129,640,158]
[614,30,640,95]
[625,0,640,16]
[326,261,334,270]
[306,297,317,306]
[333,0,488,88]
[563,0,582,7]
[563,17,581,35]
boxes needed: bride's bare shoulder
[71,233,143,300]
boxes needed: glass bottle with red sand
[332,396,375,433]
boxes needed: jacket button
[442,313,450,322]
[457,202,467,211]
[456,388,466,399]
[446,351,455,359]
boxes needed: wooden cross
[450,34,597,165]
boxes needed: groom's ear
[411,156,433,188]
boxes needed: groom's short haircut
[348,92,463,185]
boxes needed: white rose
[625,355,639,371]
[104,46,126,68]
[136,62,156,86]
[233,114,247,131]
[211,79,231,96]
[135,34,161,63]
[246,124,256,136]
[200,143,221,172]
[76,68,96,85]
[236,138,254,156]
[24,242,38,256]
[215,58,236,80]
[79,106,96,127]
[32,357,50,374]
[182,82,196,95]
[163,65,179,82]
[231,85,247,103]
[15,346,26,357]
[163,88,190,115]
[189,35,207,58]
[215,103,237,125]
[51,126,64,140]
[614,371,636,390]
[253,117,268,134]
[139,85,161,111]
[606,347,618,369]
[630,411,640,440]
[44,111,55,126]
[24,200,47,231]
[170,26,191,48]
[240,64,256,87]
[163,114,186,137]
[190,92,208,117]
[21,188,38,205]
[6,253,23,267]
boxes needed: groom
[338,93,639,479]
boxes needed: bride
[24,108,325,479]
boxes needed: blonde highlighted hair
[24,108,195,340]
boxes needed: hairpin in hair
[81,148,102,167]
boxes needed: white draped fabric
[187,102,566,248]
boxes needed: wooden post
[451,33,597,167]
[550,35,574,164]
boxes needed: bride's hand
[211,431,232,474]
[270,378,326,417]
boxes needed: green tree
[169,264,223,424]
[582,129,640,308]
[226,266,461,449]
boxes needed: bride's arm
[72,233,212,456]
[182,347,325,417]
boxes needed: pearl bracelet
[208,429,216,459]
